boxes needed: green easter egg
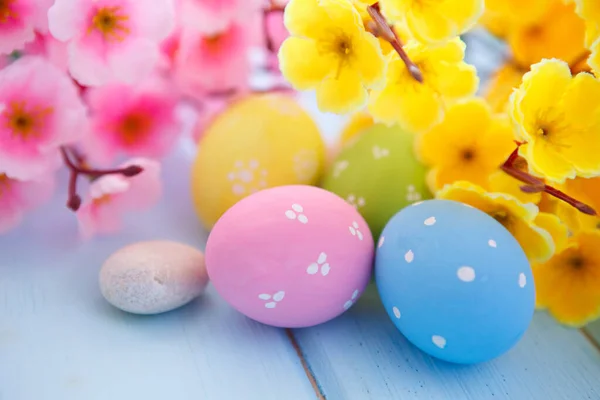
[322,123,432,240]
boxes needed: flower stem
[501,146,597,216]
[366,5,423,83]
[59,146,144,212]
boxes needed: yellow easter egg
[190,93,326,230]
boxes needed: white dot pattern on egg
[457,266,476,282]
[432,335,447,349]
[374,199,535,364]
[285,203,308,224]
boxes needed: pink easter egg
[205,185,374,328]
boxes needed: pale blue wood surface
[0,144,316,400]
[2,94,600,400]
[292,286,600,400]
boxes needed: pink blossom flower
[0,56,88,181]
[179,0,263,35]
[0,0,54,55]
[174,22,256,100]
[0,172,55,234]
[0,32,69,71]
[48,0,176,86]
[76,158,162,239]
[81,76,181,166]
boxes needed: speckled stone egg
[322,123,431,241]
[375,199,535,364]
[99,241,209,315]
[190,93,326,231]
[205,185,374,328]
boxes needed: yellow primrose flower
[437,181,555,262]
[488,157,543,205]
[555,177,600,232]
[574,0,600,47]
[368,38,479,133]
[483,63,525,113]
[415,97,514,192]
[507,0,588,69]
[379,0,484,44]
[278,0,386,114]
[533,230,600,327]
[508,59,600,183]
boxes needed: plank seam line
[285,329,326,400]
[580,328,600,353]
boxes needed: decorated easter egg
[190,93,326,230]
[322,123,431,240]
[99,240,209,315]
[375,199,535,364]
[206,185,374,328]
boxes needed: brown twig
[59,146,143,212]
[501,146,596,216]
[366,5,423,83]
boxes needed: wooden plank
[0,145,317,400]
[292,283,600,400]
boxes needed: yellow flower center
[117,112,153,146]
[461,148,476,162]
[91,6,130,42]
[2,101,53,140]
[568,255,586,269]
[0,0,17,23]
[533,115,573,148]
[319,31,355,76]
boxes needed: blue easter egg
[375,199,535,364]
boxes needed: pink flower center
[0,173,10,197]
[2,101,54,140]
[117,112,153,146]
[202,34,225,54]
[93,194,112,205]
[0,0,17,23]
[90,6,130,42]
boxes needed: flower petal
[316,68,367,114]
[108,38,160,85]
[437,0,484,34]
[278,37,334,90]
[284,0,331,38]
[534,212,569,253]
[67,37,112,86]
[47,0,89,42]
[353,33,386,87]
[519,141,576,183]
[369,73,443,133]
[510,215,555,262]
[405,8,457,43]
[515,59,572,137]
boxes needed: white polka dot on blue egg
[375,199,535,364]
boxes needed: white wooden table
[2,32,600,399]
